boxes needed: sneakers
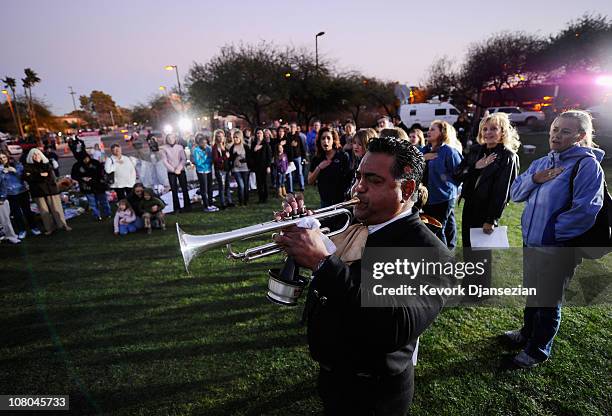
[7,237,21,244]
[18,231,27,240]
[64,226,73,232]
[513,350,545,369]
[204,206,219,212]
[146,227,152,235]
[31,228,42,236]
[503,329,527,347]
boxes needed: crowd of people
[0,108,607,414]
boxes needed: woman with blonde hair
[507,109,605,368]
[455,112,520,247]
[408,128,426,149]
[24,148,71,235]
[421,120,463,249]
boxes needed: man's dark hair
[110,143,120,150]
[367,136,424,186]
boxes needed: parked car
[487,107,544,126]
[399,101,460,130]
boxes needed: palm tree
[2,76,25,137]
[22,68,41,141]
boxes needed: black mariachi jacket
[455,143,520,225]
[305,209,451,379]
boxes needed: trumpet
[177,198,359,272]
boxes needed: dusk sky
[2,0,611,115]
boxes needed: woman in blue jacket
[192,134,217,212]
[507,110,605,368]
[421,120,463,249]
[0,151,41,238]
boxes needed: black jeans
[196,172,213,208]
[318,366,413,416]
[255,169,268,203]
[423,200,456,250]
[168,171,191,212]
[7,191,39,233]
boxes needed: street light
[164,65,183,97]
[315,31,325,72]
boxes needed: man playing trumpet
[274,136,451,416]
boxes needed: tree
[22,68,42,141]
[2,76,25,137]
[79,90,122,126]
[458,32,545,108]
[422,56,459,101]
[187,43,286,127]
[538,13,612,73]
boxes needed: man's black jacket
[306,208,451,377]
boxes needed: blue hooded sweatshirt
[422,143,463,204]
[511,145,605,247]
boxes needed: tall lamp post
[2,89,21,137]
[164,65,183,98]
[315,31,325,72]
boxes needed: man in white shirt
[105,144,137,200]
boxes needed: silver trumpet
[177,198,359,272]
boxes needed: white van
[399,101,460,130]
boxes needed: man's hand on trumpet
[273,193,313,221]
[273,192,329,270]
[274,226,329,270]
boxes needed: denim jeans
[233,171,250,204]
[7,191,39,233]
[277,171,286,188]
[214,169,233,206]
[86,193,111,218]
[520,248,580,360]
[118,222,138,235]
[292,157,304,191]
[196,171,213,208]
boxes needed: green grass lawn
[2,143,611,415]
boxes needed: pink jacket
[114,209,136,233]
[161,143,186,173]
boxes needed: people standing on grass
[251,128,272,204]
[71,153,111,221]
[229,129,251,206]
[507,109,605,369]
[275,143,289,198]
[308,127,351,208]
[213,129,234,209]
[0,151,42,238]
[0,159,22,244]
[160,133,191,214]
[455,112,520,247]
[105,144,137,201]
[140,188,166,234]
[113,199,138,236]
[421,120,463,249]
[24,148,71,235]
[193,133,217,212]
[287,122,306,192]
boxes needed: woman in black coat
[24,148,71,235]
[251,128,272,203]
[455,112,520,247]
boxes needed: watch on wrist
[314,255,330,273]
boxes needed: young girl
[139,188,166,234]
[113,199,138,236]
[275,143,289,198]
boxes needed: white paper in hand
[470,226,509,249]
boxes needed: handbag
[286,161,296,174]
[103,157,115,186]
